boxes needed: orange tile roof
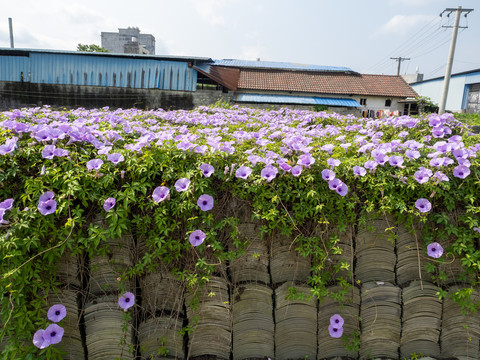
[237,70,418,98]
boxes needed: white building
[410,68,480,113]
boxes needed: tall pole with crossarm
[438,6,474,114]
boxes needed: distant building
[101,27,155,55]
[411,68,480,113]
[195,59,418,116]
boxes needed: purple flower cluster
[33,304,66,349]
[328,314,344,338]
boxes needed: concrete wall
[0,82,237,111]
[0,81,194,110]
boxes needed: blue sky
[1,0,479,79]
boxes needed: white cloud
[378,14,433,36]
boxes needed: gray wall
[0,83,234,111]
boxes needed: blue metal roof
[0,49,199,91]
[234,94,361,107]
[0,47,212,63]
[213,59,355,73]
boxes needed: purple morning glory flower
[0,137,18,155]
[336,182,348,197]
[107,153,124,165]
[279,162,292,172]
[47,304,67,323]
[415,198,432,213]
[328,324,343,338]
[118,292,135,311]
[473,227,480,234]
[39,191,55,203]
[86,159,103,171]
[291,165,302,177]
[433,171,449,183]
[197,194,214,211]
[53,148,69,157]
[321,144,335,155]
[330,314,344,327]
[353,166,366,177]
[327,158,341,168]
[0,198,14,211]
[33,329,50,349]
[189,229,206,247]
[427,242,444,258]
[199,163,214,177]
[364,160,378,171]
[103,198,116,211]
[429,157,445,168]
[388,155,404,167]
[405,149,421,160]
[175,178,191,192]
[452,165,470,179]
[152,186,170,202]
[297,153,315,168]
[41,145,56,159]
[38,199,57,216]
[374,152,389,165]
[261,165,278,182]
[322,169,336,181]
[43,324,64,345]
[328,178,342,191]
[0,209,7,225]
[247,154,262,166]
[194,145,208,154]
[414,170,430,184]
[235,166,252,180]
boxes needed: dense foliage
[0,105,479,358]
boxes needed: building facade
[101,27,155,55]
[411,68,480,113]
[195,60,418,116]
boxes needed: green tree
[77,44,109,52]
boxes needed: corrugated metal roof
[0,49,198,91]
[234,93,361,107]
[213,59,355,73]
[0,47,212,63]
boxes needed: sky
[1,0,479,80]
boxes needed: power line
[366,15,442,73]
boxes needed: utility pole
[438,6,474,114]
[8,18,14,48]
[390,57,410,76]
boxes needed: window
[360,98,367,105]
[385,99,392,107]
